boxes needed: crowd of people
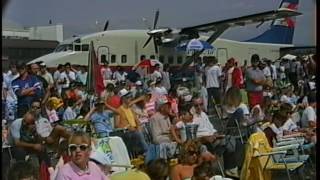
[1,53,316,180]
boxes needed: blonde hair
[224,87,242,108]
[68,131,91,147]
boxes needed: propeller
[142,9,162,54]
[103,20,109,31]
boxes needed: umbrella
[176,39,215,54]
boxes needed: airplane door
[217,48,228,64]
[248,48,257,57]
[97,46,110,65]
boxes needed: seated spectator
[55,131,107,179]
[150,97,173,144]
[263,110,287,147]
[192,161,215,180]
[146,158,169,180]
[90,150,112,176]
[84,99,113,138]
[113,89,148,154]
[106,87,121,109]
[7,161,38,180]
[191,98,240,178]
[63,99,77,120]
[170,140,216,180]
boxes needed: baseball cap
[156,97,170,109]
[48,97,64,110]
[40,62,46,67]
[135,81,143,86]
[119,88,132,97]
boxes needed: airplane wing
[179,8,302,37]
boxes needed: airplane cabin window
[168,56,174,64]
[150,55,155,59]
[140,55,146,61]
[121,55,127,63]
[101,55,107,64]
[159,55,164,63]
[177,56,183,64]
[74,45,81,51]
[111,55,116,63]
[82,44,89,51]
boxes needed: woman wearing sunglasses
[55,131,107,180]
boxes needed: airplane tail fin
[246,0,299,44]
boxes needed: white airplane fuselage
[29,29,293,68]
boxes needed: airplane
[28,0,302,71]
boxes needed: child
[171,104,194,144]
[8,161,38,180]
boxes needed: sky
[2,0,316,46]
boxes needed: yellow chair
[241,132,304,180]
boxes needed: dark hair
[192,162,215,180]
[8,161,38,180]
[308,92,316,104]
[65,62,71,67]
[16,61,27,70]
[57,64,64,70]
[179,104,192,116]
[251,54,260,63]
[146,159,169,180]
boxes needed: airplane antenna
[104,20,109,31]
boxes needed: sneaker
[225,167,240,179]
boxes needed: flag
[87,41,104,95]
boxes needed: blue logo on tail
[245,0,299,44]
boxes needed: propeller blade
[103,20,109,31]
[143,36,153,48]
[153,38,158,54]
[142,17,151,30]
[153,9,159,29]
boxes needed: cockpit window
[54,44,73,52]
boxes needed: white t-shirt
[263,66,271,77]
[151,70,162,81]
[63,107,77,120]
[101,67,113,80]
[301,106,316,128]
[205,65,221,88]
[270,64,277,80]
[192,111,217,137]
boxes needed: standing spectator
[12,62,44,117]
[64,62,76,84]
[53,64,64,82]
[30,62,48,90]
[151,64,162,82]
[39,62,54,87]
[3,63,19,123]
[205,57,222,107]
[101,62,113,86]
[270,60,277,82]
[225,58,244,92]
[113,66,127,83]
[245,54,266,108]
[161,64,171,91]
[55,131,107,180]
[76,66,88,86]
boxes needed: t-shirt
[41,71,54,85]
[107,96,121,109]
[76,71,87,85]
[301,106,316,128]
[192,111,217,137]
[118,106,137,128]
[205,65,221,88]
[3,72,19,103]
[263,67,271,77]
[90,111,112,134]
[245,67,265,92]
[11,75,44,107]
[35,117,53,138]
[151,70,162,81]
[9,118,23,145]
[55,161,106,180]
[63,107,77,120]
[150,112,172,144]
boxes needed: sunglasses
[68,144,89,152]
[188,151,199,155]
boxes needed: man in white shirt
[39,63,54,87]
[113,66,127,83]
[205,57,222,106]
[151,64,162,82]
[101,62,113,86]
[57,63,76,95]
[301,93,316,129]
[76,66,88,86]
